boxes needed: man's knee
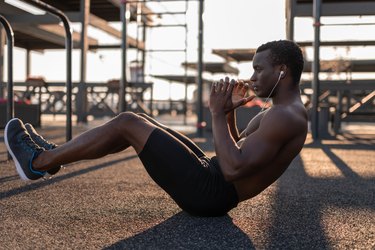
[137,113,150,119]
[114,112,144,127]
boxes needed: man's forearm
[212,112,242,182]
[226,110,239,141]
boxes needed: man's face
[250,49,279,98]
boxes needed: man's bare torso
[233,102,308,201]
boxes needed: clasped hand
[209,77,255,115]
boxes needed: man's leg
[137,113,205,158]
[32,112,156,172]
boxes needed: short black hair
[256,40,304,84]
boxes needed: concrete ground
[0,117,374,249]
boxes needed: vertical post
[311,0,321,140]
[141,13,151,115]
[0,28,4,98]
[196,0,204,137]
[141,21,146,81]
[77,0,90,123]
[65,24,73,141]
[285,0,295,40]
[333,90,342,134]
[120,0,128,112]
[26,49,31,77]
[183,0,188,125]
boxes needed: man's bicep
[239,128,284,171]
[240,111,295,164]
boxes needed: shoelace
[21,133,43,152]
[32,134,55,149]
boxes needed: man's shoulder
[268,102,306,120]
[262,104,307,135]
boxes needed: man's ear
[280,65,287,79]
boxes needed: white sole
[4,118,31,181]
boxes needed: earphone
[261,71,284,112]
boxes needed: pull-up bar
[21,0,73,141]
[0,15,14,126]
[125,0,201,3]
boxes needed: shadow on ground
[265,139,374,249]
[104,212,255,249]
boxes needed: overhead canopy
[182,62,239,75]
[292,0,375,16]
[38,0,154,23]
[0,0,151,50]
[212,49,257,62]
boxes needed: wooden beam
[303,60,375,73]
[298,40,375,47]
[300,79,375,91]
[294,1,375,16]
[38,24,98,47]
[12,24,97,48]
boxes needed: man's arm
[226,110,240,142]
[222,78,252,142]
[212,107,299,182]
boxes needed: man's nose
[249,73,256,82]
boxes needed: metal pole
[0,15,14,123]
[312,0,321,140]
[285,0,295,40]
[0,28,5,98]
[22,0,73,141]
[26,49,31,77]
[77,0,90,123]
[120,0,128,112]
[196,0,204,137]
[183,0,188,125]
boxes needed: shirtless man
[4,40,307,217]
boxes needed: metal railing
[22,0,73,141]
[0,15,14,125]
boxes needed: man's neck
[272,85,301,106]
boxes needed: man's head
[256,40,304,85]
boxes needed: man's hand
[232,79,254,108]
[209,77,255,115]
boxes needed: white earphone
[261,70,284,112]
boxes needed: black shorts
[138,127,239,217]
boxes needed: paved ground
[0,118,374,249]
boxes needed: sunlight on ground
[321,207,375,248]
[331,149,375,178]
[301,148,345,178]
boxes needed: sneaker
[4,118,46,180]
[24,123,61,175]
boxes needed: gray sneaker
[4,118,46,180]
[24,123,61,175]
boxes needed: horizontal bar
[145,49,187,52]
[298,40,375,47]
[146,24,187,28]
[89,44,143,50]
[0,81,153,88]
[322,23,375,26]
[300,79,375,91]
[126,0,200,3]
[139,11,187,16]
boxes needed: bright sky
[6,0,375,100]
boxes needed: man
[4,40,307,217]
